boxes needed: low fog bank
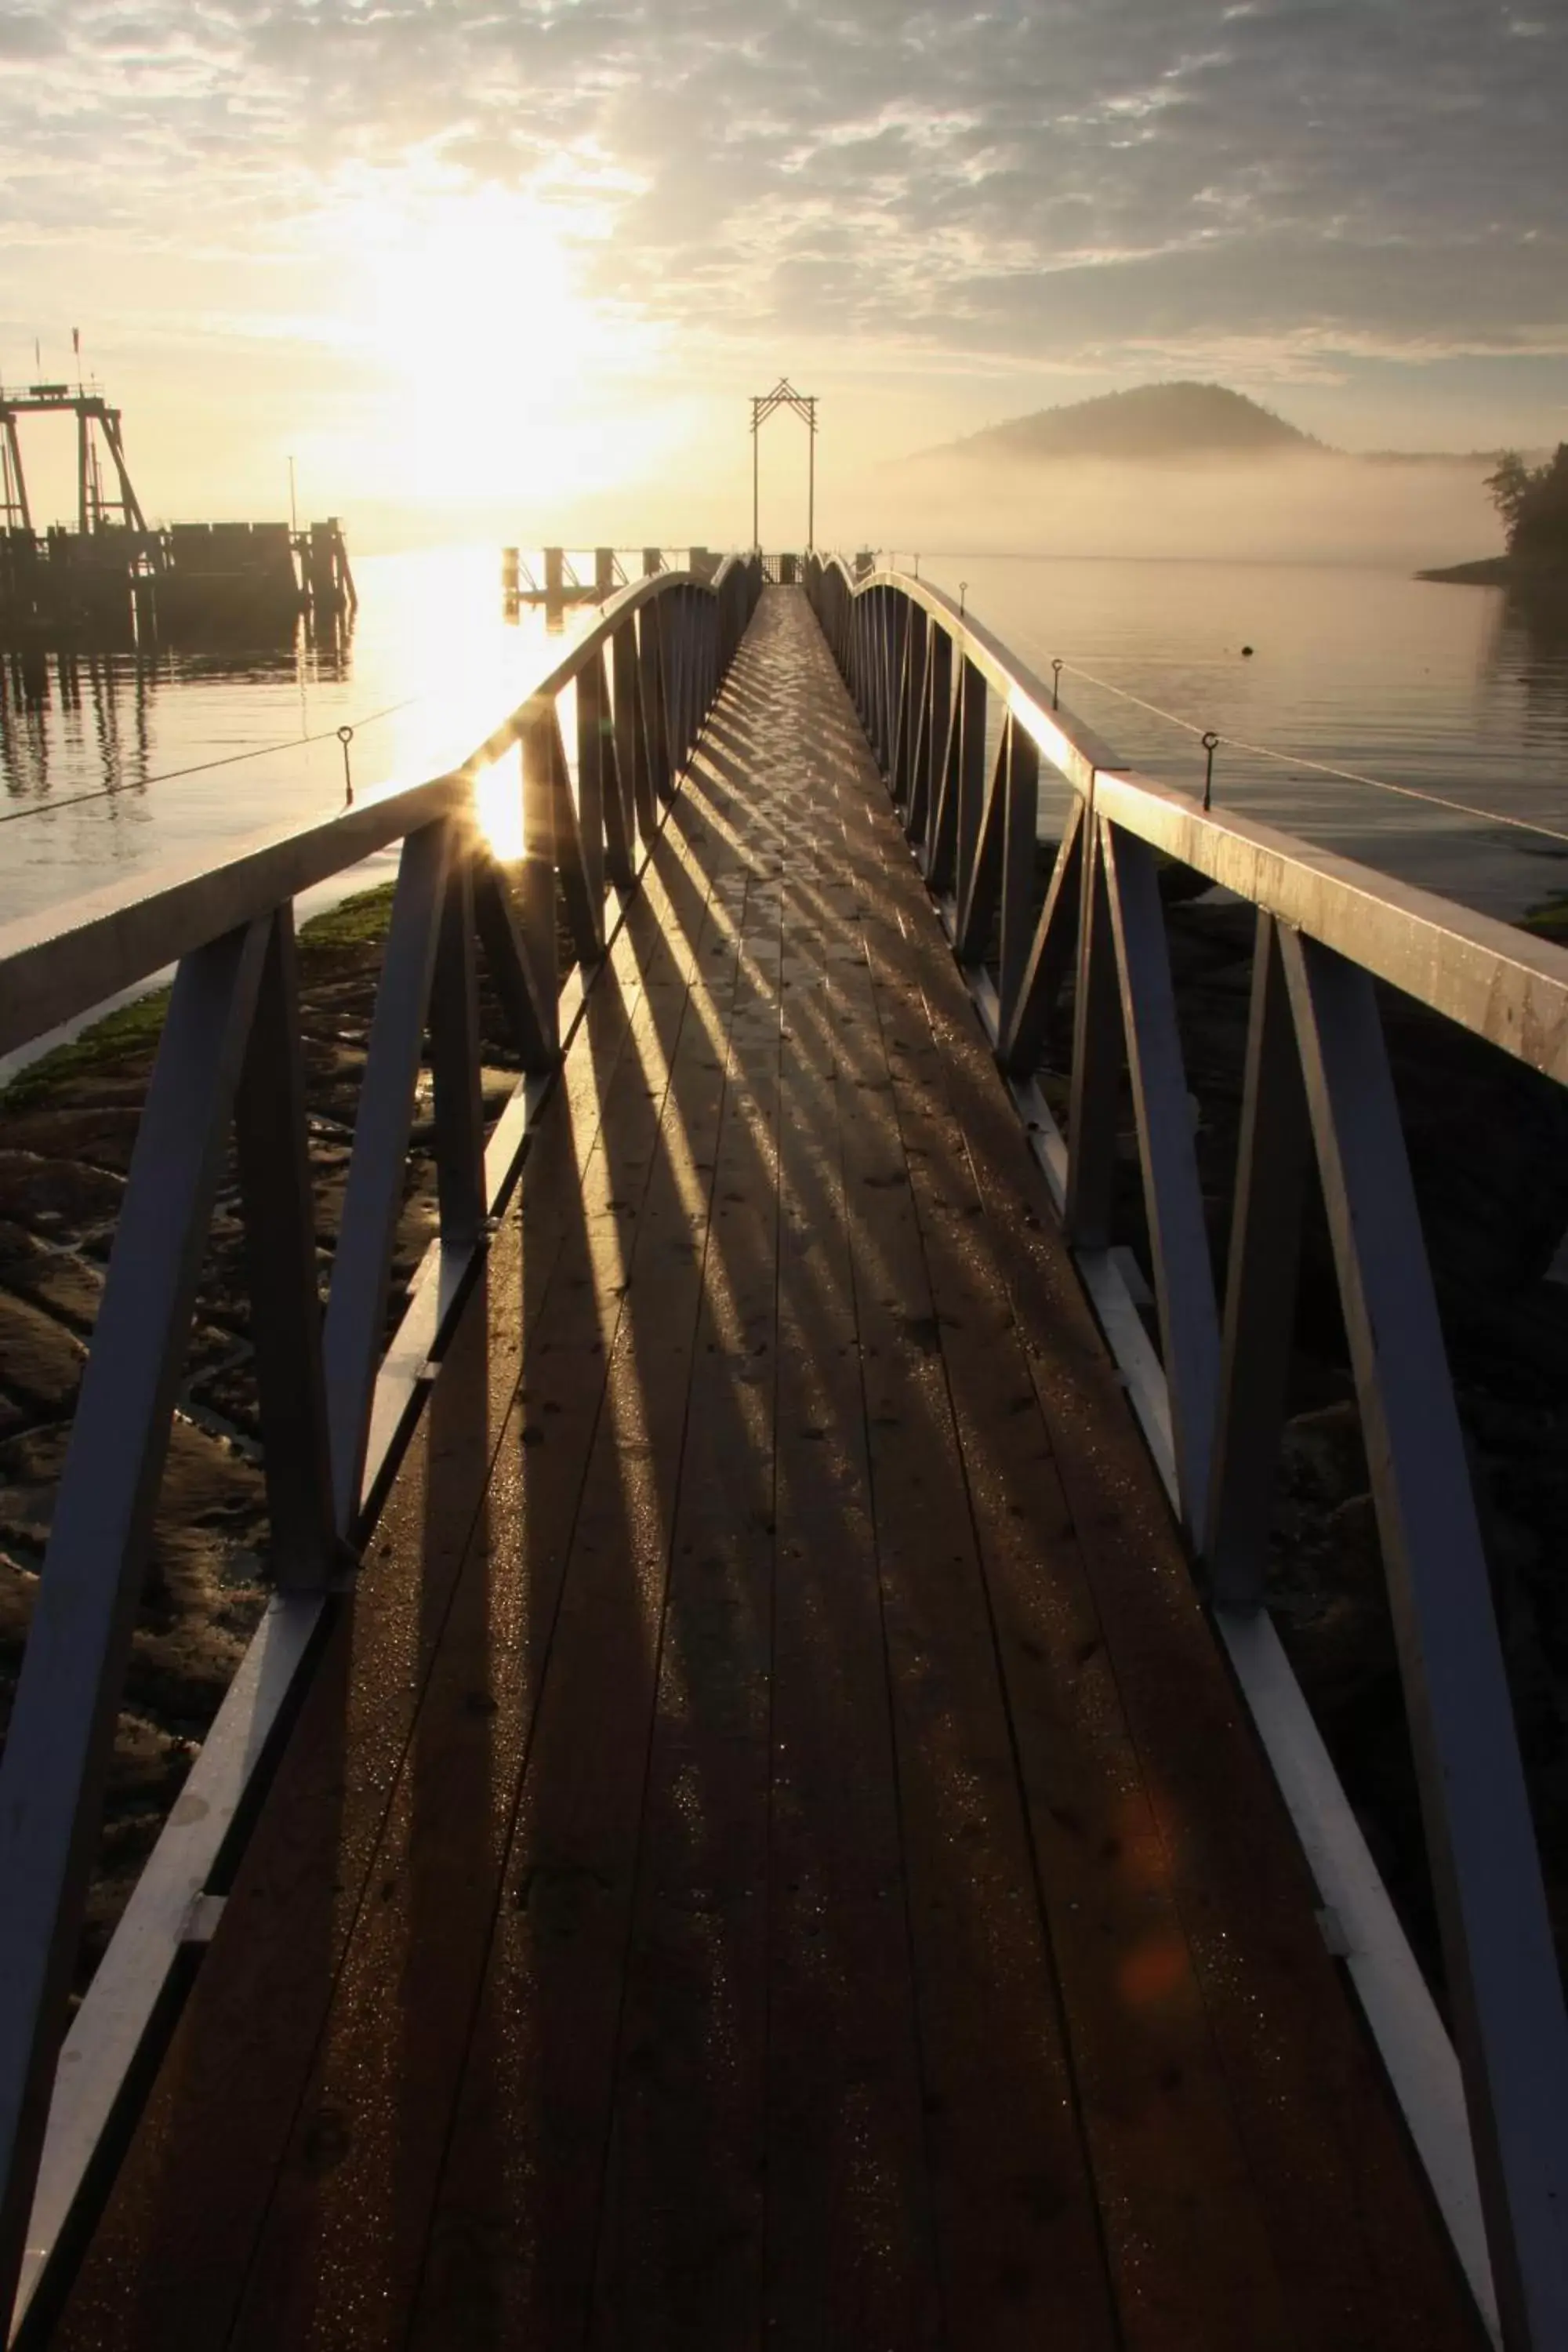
[856,450,1501,568]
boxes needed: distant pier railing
[0,552,761,2338]
[808,551,1568,2351]
[502,545,725,612]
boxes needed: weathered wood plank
[407,765,757,2349]
[850,872,1293,2347]
[762,861,938,2347]
[588,862,782,2341]
[819,618,1483,2350]
[827,881,1116,2344]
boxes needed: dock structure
[2,560,1567,2347]
[0,379,355,641]
[502,546,720,617]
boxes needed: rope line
[1054,658,1568,853]
[0,696,416,827]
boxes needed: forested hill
[924,382,1323,464]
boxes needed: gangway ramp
[28,592,1480,2348]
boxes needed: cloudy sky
[2,0,1564,540]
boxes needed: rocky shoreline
[1417,554,1568,608]
[4,866,1567,2014]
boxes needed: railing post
[904,619,936,847]
[572,680,607,935]
[613,618,655,851]
[1100,821,1220,1539]
[640,600,672,803]
[945,659,985,906]
[662,588,684,772]
[681,586,699,761]
[668,590,688,775]
[233,904,337,1592]
[583,644,633,891]
[1204,913,1311,1601]
[877,589,899,775]
[891,601,925,811]
[916,627,953,873]
[321,820,451,1535]
[683,587,700,760]
[546,705,602,964]
[955,716,1007,965]
[427,840,487,1256]
[1000,804,1083,1078]
[1063,810,1122,1250]
[1281,929,1568,2352]
[997,720,1040,1040]
[472,849,555,1075]
[0,918,271,2325]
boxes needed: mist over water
[859,449,1501,570]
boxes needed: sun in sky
[299,168,679,511]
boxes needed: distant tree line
[1486,446,1568,570]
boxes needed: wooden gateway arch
[750,378,818,552]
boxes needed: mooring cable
[1053,656,1568,854]
[0,695,416,827]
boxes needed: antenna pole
[288,456,298,538]
[808,398,815,552]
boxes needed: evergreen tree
[1485,445,1568,567]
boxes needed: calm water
[920,554,1568,917]
[4,551,1568,945]
[0,548,592,938]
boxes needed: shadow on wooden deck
[40,591,1484,2350]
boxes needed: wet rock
[0,1104,143,1177]
[0,1218,105,1331]
[0,1148,123,1235]
[0,1290,87,1419]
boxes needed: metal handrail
[811,561,1568,1082]
[807,550,1568,2352]
[0,553,763,2336]
[1,560,755,1054]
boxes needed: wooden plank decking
[44,590,1481,2350]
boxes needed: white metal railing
[0,553,761,2337]
[807,552,1568,2352]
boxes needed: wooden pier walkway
[43,592,1479,2349]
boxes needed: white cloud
[1,0,1564,474]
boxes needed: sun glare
[316,173,668,507]
[475,761,525,860]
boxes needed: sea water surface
[4,550,1568,945]
[919,553,1568,918]
[0,547,593,938]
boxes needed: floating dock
[0,379,355,642]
